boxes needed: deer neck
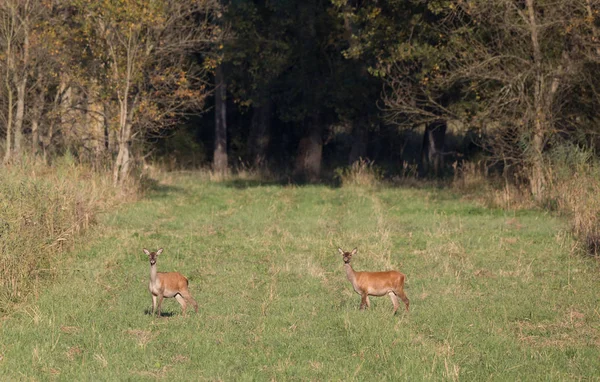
[344,263,359,289]
[150,263,158,283]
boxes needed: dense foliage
[1,0,599,187]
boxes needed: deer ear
[351,248,357,255]
[143,248,150,256]
[156,248,164,255]
[338,248,344,255]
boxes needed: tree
[75,0,220,185]
[223,0,292,168]
[440,0,598,198]
[343,0,600,192]
[0,0,37,162]
[213,62,227,174]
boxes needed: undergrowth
[335,158,384,188]
[0,155,136,311]
[453,145,600,258]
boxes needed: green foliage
[0,174,598,379]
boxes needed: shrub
[0,156,134,311]
[545,145,600,257]
[335,158,384,188]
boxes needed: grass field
[1,174,599,380]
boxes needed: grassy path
[1,175,599,380]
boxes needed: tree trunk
[87,81,105,165]
[348,120,368,164]
[12,30,28,158]
[13,74,26,157]
[30,89,45,156]
[420,119,447,177]
[213,64,228,174]
[248,97,271,167]
[294,114,323,182]
[527,0,546,201]
[59,76,74,148]
[3,78,13,164]
[113,94,136,186]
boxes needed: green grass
[1,174,599,380]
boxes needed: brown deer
[144,248,198,317]
[338,248,409,313]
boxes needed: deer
[144,248,198,317]
[338,247,409,314]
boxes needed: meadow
[0,173,599,380]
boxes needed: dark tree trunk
[30,89,45,156]
[13,74,26,157]
[213,64,228,174]
[248,97,272,167]
[420,119,447,177]
[348,120,368,164]
[294,114,323,182]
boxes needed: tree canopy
[0,0,599,190]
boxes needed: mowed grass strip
[1,175,599,380]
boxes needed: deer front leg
[156,294,164,317]
[360,293,369,310]
[151,294,157,316]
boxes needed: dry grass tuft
[0,155,137,312]
[453,147,600,258]
[335,158,383,188]
[126,329,157,348]
[66,346,83,361]
[453,161,535,210]
[544,147,600,257]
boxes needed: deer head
[338,247,357,264]
[143,248,163,266]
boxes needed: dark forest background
[1,0,600,194]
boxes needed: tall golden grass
[453,146,600,257]
[335,158,384,188]
[0,155,137,310]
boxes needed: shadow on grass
[223,178,292,189]
[140,176,185,198]
[222,173,342,190]
[143,308,176,317]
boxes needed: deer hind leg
[389,292,399,314]
[175,294,187,316]
[396,289,410,312]
[181,289,198,313]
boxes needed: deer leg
[151,294,157,316]
[389,292,399,314]
[360,293,368,310]
[175,294,187,316]
[181,289,198,313]
[156,294,164,317]
[365,296,371,308]
[398,290,410,311]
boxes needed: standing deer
[144,248,198,317]
[338,247,409,313]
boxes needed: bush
[335,158,384,188]
[0,156,134,311]
[545,145,600,256]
